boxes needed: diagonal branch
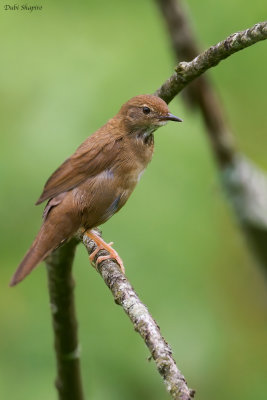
[155,0,235,166]
[155,21,267,105]
[155,1,267,274]
[81,232,195,400]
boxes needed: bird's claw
[97,253,125,274]
[87,231,125,273]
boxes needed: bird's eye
[142,106,151,115]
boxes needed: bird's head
[118,94,182,135]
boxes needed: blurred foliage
[0,1,267,399]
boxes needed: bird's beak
[160,113,183,122]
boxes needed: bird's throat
[143,132,154,145]
[136,127,156,146]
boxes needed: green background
[1,1,267,399]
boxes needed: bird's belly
[74,170,138,229]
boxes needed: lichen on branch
[155,21,267,104]
[81,232,195,400]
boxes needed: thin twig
[46,238,84,400]
[81,232,195,400]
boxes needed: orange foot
[85,230,125,274]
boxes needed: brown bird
[10,94,182,286]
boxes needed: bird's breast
[72,133,154,228]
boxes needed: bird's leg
[85,230,125,274]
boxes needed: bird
[10,94,182,286]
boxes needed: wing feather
[36,131,123,205]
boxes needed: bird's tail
[10,226,59,287]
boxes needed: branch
[46,239,84,400]
[155,1,267,273]
[155,0,235,166]
[81,232,195,400]
[221,155,267,269]
[155,21,267,105]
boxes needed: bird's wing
[36,133,123,205]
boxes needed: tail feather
[10,195,79,286]
[10,237,52,286]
